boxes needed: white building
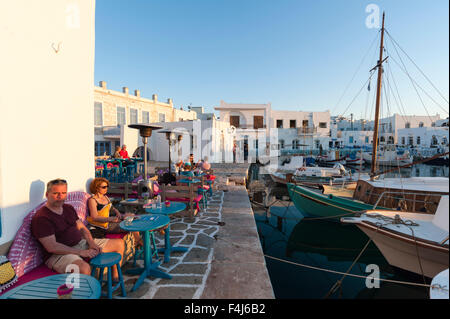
[379,113,442,144]
[0,0,95,250]
[215,101,331,161]
[397,127,449,148]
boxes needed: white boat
[316,150,347,166]
[341,196,449,279]
[361,145,413,167]
[269,163,358,187]
[430,269,449,299]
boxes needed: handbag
[0,256,18,293]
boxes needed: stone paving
[114,191,226,299]
[110,162,274,299]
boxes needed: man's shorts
[45,238,109,274]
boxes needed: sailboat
[288,12,449,219]
[341,196,449,279]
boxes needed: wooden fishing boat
[341,196,449,279]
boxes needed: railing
[297,127,317,135]
[235,124,267,129]
[102,126,121,136]
[372,190,446,212]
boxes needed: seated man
[31,179,125,279]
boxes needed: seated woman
[87,178,142,250]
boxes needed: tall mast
[370,12,386,180]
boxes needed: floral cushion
[7,191,90,278]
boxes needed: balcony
[297,127,317,135]
[234,124,267,130]
[101,125,121,138]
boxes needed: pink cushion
[105,233,127,239]
[198,185,210,190]
[165,195,202,210]
[0,265,57,296]
[7,191,91,278]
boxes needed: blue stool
[90,252,126,299]
[197,187,208,210]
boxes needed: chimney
[134,89,140,97]
[153,94,158,102]
[99,81,107,89]
[123,87,129,95]
[167,98,173,105]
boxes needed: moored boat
[340,196,449,279]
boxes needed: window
[405,122,411,128]
[417,136,421,145]
[408,136,414,145]
[290,120,296,128]
[95,141,111,156]
[159,113,166,122]
[276,120,283,128]
[302,120,309,127]
[365,136,369,143]
[279,139,285,149]
[431,136,438,145]
[230,116,240,128]
[130,108,138,124]
[431,122,436,127]
[319,122,327,128]
[142,111,149,124]
[117,107,126,125]
[419,122,424,128]
[315,140,320,149]
[349,136,354,144]
[292,140,300,150]
[388,136,394,144]
[401,137,405,145]
[380,136,385,143]
[254,116,264,129]
[94,102,103,126]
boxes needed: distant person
[233,142,237,163]
[112,146,122,159]
[201,156,211,171]
[31,179,125,279]
[119,145,130,159]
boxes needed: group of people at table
[30,177,170,287]
[174,153,211,175]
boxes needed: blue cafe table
[0,274,101,299]
[120,214,172,292]
[144,202,188,263]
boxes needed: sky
[94,0,449,120]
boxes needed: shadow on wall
[0,178,94,245]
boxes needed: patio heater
[158,129,185,175]
[128,123,162,197]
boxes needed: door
[254,116,264,129]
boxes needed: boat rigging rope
[263,254,448,292]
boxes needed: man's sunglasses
[48,179,67,185]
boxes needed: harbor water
[251,164,449,299]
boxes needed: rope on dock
[263,254,448,292]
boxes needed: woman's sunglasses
[99,185,109,189]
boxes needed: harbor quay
[112,162,274,299]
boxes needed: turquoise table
[145,202,188,263]
[178,178,201,185]
[120,214,172,291]
[0,274,101,299]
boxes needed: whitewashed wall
[0,0,95,244]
